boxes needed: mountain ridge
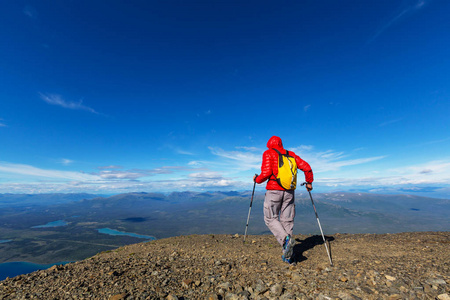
[0,191,449,265]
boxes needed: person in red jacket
[253,136,313,263]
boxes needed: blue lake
[32,220,68,228]
[0,261,70,281]
[97,228,156,240]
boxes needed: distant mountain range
[0,191,448,264]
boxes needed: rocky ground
[0,232,449,300]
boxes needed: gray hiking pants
[263,190,295,246]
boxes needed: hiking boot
[282,254,293,264]
[282,235,295,260]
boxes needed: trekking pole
[243,175,257,243]
[301,182,333,266]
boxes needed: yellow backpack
[273,149,297,190]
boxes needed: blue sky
[1,0,449,197]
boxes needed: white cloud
[2,141,448,195]
[385,160,450,184]
[0,162,99,181]
[291,146,386,173]
[316,159,450,188]
[91,165,206,180]
[378,118,403,127]
[59,158,74,166]
[97,170,149,180]
[176,149,195,155]
[98,165,123,170]
[0,170,245,194]
[1,155,449,194]
[93,168,167,180]
[39,93,98,114]
[235,146,262,152]
[304,104,311,112]
[23,5,38,19]
[206,145,386,183]
[189,172,223,180]
[368,0,430,44]
[197,110,212,117]
[208,147,261,170]
[416,137,450,147]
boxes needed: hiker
[253,136,313,263]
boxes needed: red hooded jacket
[255,136,313,190]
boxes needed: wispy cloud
[0,118,6,127]
[206,145,386,177]
[317,159,450,189]
[23,5,38,19]
[378,118,403,127]
[196,109,212,118]
[0,174,246,194]
[58,158,74,166]
[163,144,195,156]
[176,149,195,155]
[2,154,450,194]
[0,162,98,181]
[0,160,236,193]
[208,147,261,171]
[98,165,123,170]
[92,165,206,180]
[235,146,262,152]
[96,170,152,180]
[291,146,386,173]
[39,93,99,114]
[367,0,431,44]
[304,104,311,112]
[416,137,450,147]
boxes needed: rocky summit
[0,232,449,300]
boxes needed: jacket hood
[267,136,284,151]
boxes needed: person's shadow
[291,235,335,263]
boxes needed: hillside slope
[0,232,449,299]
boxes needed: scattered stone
[427,278,447,285]
[218,282,231,290]
[338,292,362,300]
[318,293,333,300]
[0,232,448,299]
[48,265,59,272]
[109,293,127,300]
[224,293,239,300]
[270,283,283,296]
[290,272,302,281]
[385,275,396,281]
[280,292,295,300]
[359,286,373,294]
[182,279,192,288]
